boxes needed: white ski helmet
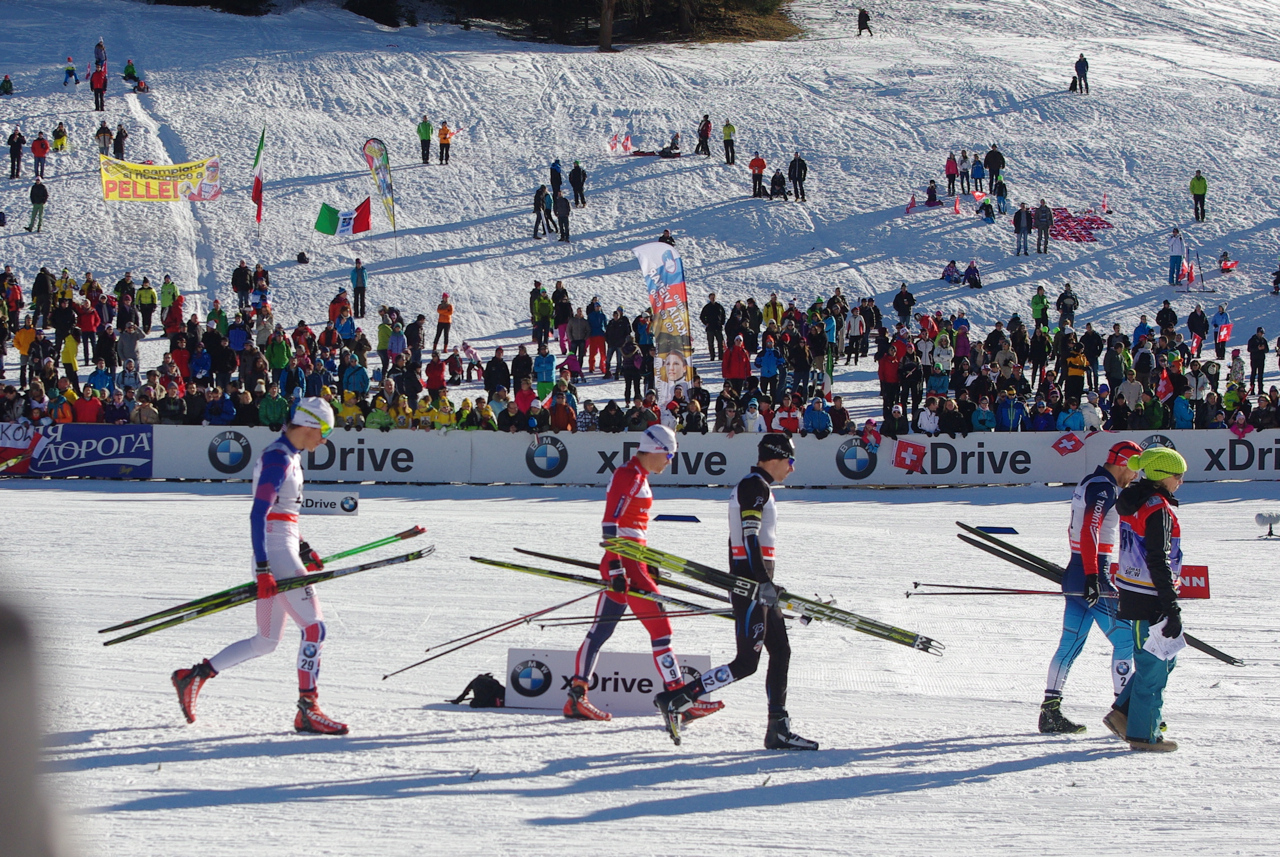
[291,396,335,436]
[638,424,678,456]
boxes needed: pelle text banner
[100,155,223,202]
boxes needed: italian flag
[250,128,265,223]
[315,198,372,236]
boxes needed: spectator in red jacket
[721,335,752,392]
[774,392,801,433]
[76,301,101,364]
[548,390,577,432]
[878,340,901,420]
[423,351,447,400]
[749,152,767,197]
[72,390,104,423]
[30,132,50,179]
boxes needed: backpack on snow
[450,673,505,708]
[1070,76,1079,92]
[296,251,310,264]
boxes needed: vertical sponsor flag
[361,138,395,231]
[634,241,694,408]
[250,127,265,223]
[315,198,372,236]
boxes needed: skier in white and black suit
[170,397,349,735]
[655,433,818,750]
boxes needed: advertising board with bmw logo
[526,434,570,479]
[208,429,254,474]
[300,490,360,516]
[504,649,711,716]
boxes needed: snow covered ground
[5,0,1280,419]
[4,479,1280,855]
[5,1,1280,853]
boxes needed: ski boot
[1038,697,1086,734]
[563,678,611,721]
[171,659,216,724]
[295,690,349,735]
[764,711,818,751]
[652,687,690,746]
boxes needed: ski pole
[538,609,731,629]
[99,526,427,633]
[908,582,1116,598]
[419,592,596,654]
[381,591,597,681]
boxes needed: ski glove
[255,561,278,600]
[299,540,324,571]
[756,580,781,608]
[609,573,628,594]
[1083,574,1101,607]
[1161,610,1183,639]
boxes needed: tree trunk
[599,0,617,52]
[678,0,694,35]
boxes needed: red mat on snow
[1011,208,1114,242]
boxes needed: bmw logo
[835,437,876,480]
[681,665,704,685]
[302,643,318,659]
[526,435,569,479]
[340,496,359,513]
[208,430,252,474]
[1116,661,1131,676]
[509,660,553,697]
[1141,434,1176,451]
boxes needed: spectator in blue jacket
[972,396,996,431]
[754,337,783,403]
[533,343,557,398]
[188,343,212,385]
[117,359,141,392]
[1132,314,1153,345]
[1172,394,1196,429]
[280,357,306,400]
[203,387,237,425]
[971,157,986,193]
[1210,304,1231,360]
[1029,401,1056,431]
[85,358,116,394]
[228,318,250,354]
[1056,398,1086,431]
[801,396,832,438]
[342,355,370,397]
[335,313,356,345]
[994,391,1026,431]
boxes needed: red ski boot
[295,690,349,735]
[563,678,611,721]
[682,699,725,724]
[171,659,216,724]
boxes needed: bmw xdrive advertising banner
[505,649,712,716]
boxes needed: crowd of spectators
[2,258,1275,441]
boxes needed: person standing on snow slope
[788,152,808,202]
[695,114,712,157]
[1105,446,1188,752]
[568,160,587,207]
[171,397,350,735]
[1075,53,1089,94]
[564,424,725,724]
[415,115,433,164]
[722,119,736,165]
[655,433,817,750]
[437,121,453,164]
[1039,440,1141,734]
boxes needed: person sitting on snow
[964,261,983,289]
[769,169,789,200]
[940,260,962,283]
[123,60,139,82]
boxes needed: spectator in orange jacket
[548,390,577,432]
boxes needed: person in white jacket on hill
[1168,228,1187,285]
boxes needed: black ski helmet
[758,433,795,462]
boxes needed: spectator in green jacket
[258,383,290,429]
[1190,170,1207,222]
[416,115,433,164]
[1030,285,1050,328]
[160,275,181,310]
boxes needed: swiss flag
[1155,370,1173,402]
[905,194,917,214]
[1053,432,1084,455]
[1216,323,1233,343]
[1191,333,1202,353]
[972,191,987,203]
[893,439,927,472]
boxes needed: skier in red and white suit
[564,424,721,723]
[170,397,348,734]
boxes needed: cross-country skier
[171,397,349,734]
[1039,439,1142,733]
[564,424,723,724]
[656,433,817,750]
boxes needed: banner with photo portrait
[634,241,694,409]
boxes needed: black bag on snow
[451,673,505,708]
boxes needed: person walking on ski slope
[564,424,724,723]
[171,397,349,734]
[1039,440,1141,734]
[695,114,712,157]
[415,115,433,164]
[722,119,736,164]
[656,433,817,750]
[1105,446,1188,751]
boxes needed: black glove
[1082,574,1100,607]
[608,573,628,594]
[1161,609,1183,638]
[299,540,323,571]
[756,580,780,608]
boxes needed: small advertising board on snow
[300,490,359,516]
[505,649,712,716]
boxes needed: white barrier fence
[137,425,1280,487]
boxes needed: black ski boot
[1039,697,1086,734]
[764,711,818,750]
